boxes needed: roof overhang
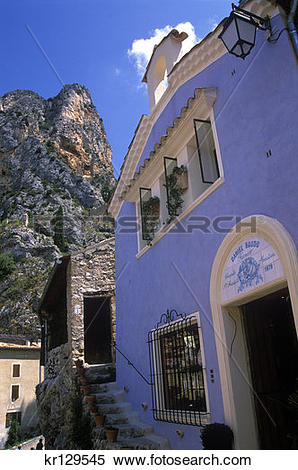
[37,256,70,317]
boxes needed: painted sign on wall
[222,238,284,302]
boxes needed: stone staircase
[83,364,170,450]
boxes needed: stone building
[0,337,42,449]
[39,237,115,370]
[36,238,115,448]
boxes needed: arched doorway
[210,215,298,449]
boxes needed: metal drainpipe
[288,0,298,59]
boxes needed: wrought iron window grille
[148,313,210,426]
[155,308,186,329]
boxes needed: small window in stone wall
[12,364,20,378]
[11,385,20,402]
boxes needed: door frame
[210,215,298,449]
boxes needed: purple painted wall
[115,15,298,450]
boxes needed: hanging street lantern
[218,3,272,59]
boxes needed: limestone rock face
[0,84,112,176]
[0,84,114,340]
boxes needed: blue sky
[0,0,232,176]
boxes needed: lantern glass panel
[221,16,239,51]
[242,43,253,55]
[235,15,256,45]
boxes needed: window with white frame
[11,384,20,402]
[138,116,221,246]
[12,364,21,378]
[148,314,210,425]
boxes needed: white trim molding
[209,215,298,449]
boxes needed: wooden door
[242,288,298,449]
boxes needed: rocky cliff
[0,84,114,340]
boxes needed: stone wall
[45,343,70,379]
[68,238,115,363]
[36,364,76,449]
[36,238,115,449]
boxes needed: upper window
[138,117,221,247]
[148,314,209,425]
[12,364,21,378]
[194,119,219,184]
[11,385,20,402]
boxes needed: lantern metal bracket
[232,3,272,36]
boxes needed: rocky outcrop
[0,84,114,339]
[0,84,112,177]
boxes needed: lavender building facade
[109,0,298,449]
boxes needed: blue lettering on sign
[264,263,273,272]
[231,240,260,263]
[237,257,263,293]
[260,252,275,263]
[231,245,243,263]
[245,240,260,249]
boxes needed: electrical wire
[227,311,237,357]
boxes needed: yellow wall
[0,348,43,449]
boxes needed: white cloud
[128,22,199,77]
[114,67,121,76]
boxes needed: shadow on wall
[20,398,40,440]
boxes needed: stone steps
[104,411,140,426]
[95,435,171,450]
[81,362,170,450]
[93,390,125,404]
[84,363,116,384]
[89,382,118,394]
[94,401,133,415]
[84,389,124,405]
[94,422,154,440]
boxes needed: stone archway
[210,215,298,449]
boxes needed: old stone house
[39,237,115,370]
[36,238,115,448]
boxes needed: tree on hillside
[0,252,16,280]
[51,206,68,253]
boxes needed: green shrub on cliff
[0,252,16,280]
